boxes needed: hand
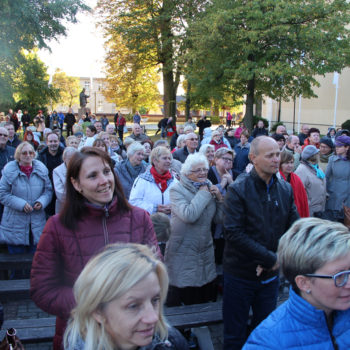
[256,265,264,277]
[220,177,228,189]
[270,261,279,271]
[223,171,233,184]
[157,204,171,215]
[23,203,33,213]
[294,145,302,154]
[209,185,223,201]
[33,202,42,211]
[199,185,209,192]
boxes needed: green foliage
[271,122,285,133]
[11,51,59,116]
[139,107,148,115]
[209,116,221,124]
[252,116,269,129]
[341,120,350,131]
[187,0,350,129]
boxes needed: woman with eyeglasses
[0,142,52,254]
[165,153,223,306]
[243,218,350,349]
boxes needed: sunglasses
[21,151,35,156]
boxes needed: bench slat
[0,253,33,270]
[0,279,30,300]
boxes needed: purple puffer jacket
[30,199,160,350]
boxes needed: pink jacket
[30,200,159,349]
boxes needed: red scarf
[280,171,309,217]
[20,165,33,178]
[150,166,172,193]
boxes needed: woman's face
[26,133,33,141]
[309,132,320,145]
[336,145,349,157]
[110,138,119,149]
[153,153,172,175]
[187,163,209,183]
[143,143,152,156]
[97,272,160,350]
[240,134,248,145]
[71,156,115,206]
[67,138,79,149]
[101,135,110,147]
[215,153,233,172]
[129,151,145,167]
[280,160,294,176]
[205,148,215,162]
[330,129,335,136]
[86,127,94,137]
[19,144,35,166]
[303,252,350,315]
[213,133,221,142]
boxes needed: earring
[306,290,311,294]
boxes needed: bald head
[250,136,277,156]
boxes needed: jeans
[223,272,279,350]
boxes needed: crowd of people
[0,107,350,350]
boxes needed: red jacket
[209,139,229,151]
[30,200,159,349]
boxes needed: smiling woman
[30,147,160,350]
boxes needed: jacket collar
[250,167,277,188]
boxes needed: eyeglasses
[21,151,35,156]
[221,157,233,162]
[304,270,350,287]
[191,168,208,174]
[188,138,198,141]
[0,133,8,137]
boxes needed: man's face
[0,128,9,147]
[185,133,198,151]
[302,125,310,135]
[257,121,264,128]
[320,143,332,155]
[106,125,115,135]
[276,125,286,135]
[288,136,300,150]
[95,122,102,133]
[133,125,142,136]
[251,138,280,177]
[8,109,13,115]
[5,124,15,138]
[47,134,59,154]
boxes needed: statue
[79,88,89,108]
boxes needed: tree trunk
[245,77,255,131]
[185,81,191,120]
[255,95,262,118]
[163,69,176,119]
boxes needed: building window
[97,100,103,112]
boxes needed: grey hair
[176,134,187,148]
[211,130,221,139]
[127,141,145,157]
[183,125,194,134]
[278,218,350,293]
[181,153,209,176]
[214,147,235,159]
[154,139,169,148]
[199,144,215,155]
[63,147,78,161]
[123,137,135,148]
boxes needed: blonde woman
[64,243,188,350]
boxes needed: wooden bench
[0,301,223,344]
[0,279,30,301]
[0,253,33,280]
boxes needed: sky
[38,0,105,78]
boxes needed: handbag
[0,328,24,350]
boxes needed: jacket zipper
[325,313,338,350]
[102,206,109,245]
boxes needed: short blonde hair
[214,148,235,159]
[14,142,34,162]
[149,146,172,166]
[278,218,350,293]
[64,243,169,350]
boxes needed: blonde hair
[278,218,350,293]
[64,243,169,350]
[149,147,172,166]
[14,141,34,162]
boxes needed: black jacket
[172,146,191,163]
[0,145,15,176]
[64,113,76,127]
[252,127,268,138]
[223,168,299,281]
[6,134,21,149]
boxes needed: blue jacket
[233,142,250,179]
[243,288,350,349]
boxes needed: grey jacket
[325,155,350,210]
[295,162,326,216]
[114,160,147,199]
[165,175,223,288]
[53,162,67,213]
[0,160,52,245]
